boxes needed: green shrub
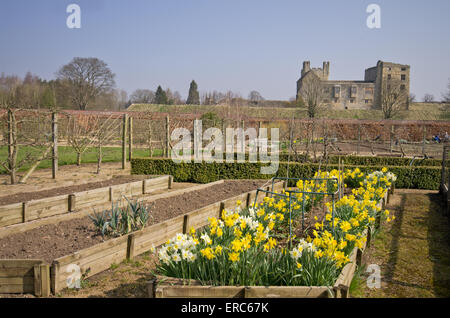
[131,158,441,190]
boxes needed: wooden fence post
[246,192,251,208]
[34,264,50,297]
[52,112,58,179]
[68,194,76,212]
[165,115,170,158]
[22,202,27,223]
[51,261,60,295]
[128,116,133,161]
[183,215,190,234]
[127,234,135,260]
[122,114,128,169]
[219,202,225,219]
[168,175,173,189]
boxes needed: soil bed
[0,180,265,263]
[0,175,155,206]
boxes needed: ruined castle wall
[322,81,375,110]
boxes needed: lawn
[0,145,163,174]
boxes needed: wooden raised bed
[149,190,387,299]
[49,182,284,294]
[0,178,223,240]
[0,175,171,229]
[0,260,50,297]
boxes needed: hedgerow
[131,158,441,190]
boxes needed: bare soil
[0,180,265,263]
[0,175,153,206]
[0,162,132,198]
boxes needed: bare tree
[0,88,53,184]
[130,89,155,104]
[65,114,100,166]
[92,115,121,174]
[423,93,434,103]
[248,90,264,105]
[409,93,416,104]
[56,57,116,110]
[298,74,325,118]
[381,81,409,119]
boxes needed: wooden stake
[128,116,133,161]
[68,194,76,212]
[165,115,170,158]
[52,112,58,179]
[122,114,128,169]
[34,264,50,297]
[183,215,190,234]
[22,202,27,223]
[127,234,135,260]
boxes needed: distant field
[128,102,450,121]
[0,146,163,174]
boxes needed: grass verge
[351,190,450,297]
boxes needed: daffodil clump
[156,196,339,286]
[155,169,395,287]
[306,168,396,269]
[343,167,365,188]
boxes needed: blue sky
[0,0,449,101]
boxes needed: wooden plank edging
[0,176,170,233]
[50,181,283,294]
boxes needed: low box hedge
[140,153,446,167]
[131,158,441,190]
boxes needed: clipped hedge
[131,158,441,190]
[139,153,446,167]
[306,155,446,167]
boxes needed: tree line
[0,57,274,111]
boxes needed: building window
[334,86,341,98]
[365,87,374,95]
[401,67,407,71]
[350,99,354,103]
[401,74,406,81]
[387,74,391,80]
[400,84,406,90]
[351,86,357,98]
[364,99,372,104]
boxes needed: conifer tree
[186,80,200,105]
[154,85,168,104]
